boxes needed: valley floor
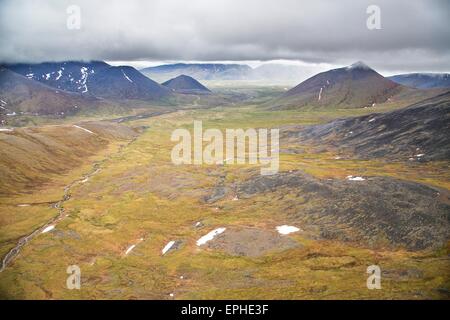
[0,103,448,299]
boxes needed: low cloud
[0,0,449,72]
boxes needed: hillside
[87,66,171,100]
[0,67,100,116]
[0,121,137,196]
[273,61,405,109]
[289,91,450,161]
[162,75,211,94]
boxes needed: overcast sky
[0,0,449,73]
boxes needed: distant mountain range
[162,75,211,94]
[140,63,312,82]
[141,63,252,82]
[388,73,450,89]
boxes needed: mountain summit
[346,61,372,70]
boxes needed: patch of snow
[73,125,95,134]
[276,225,300,235]
[122,69,133,83]
[232,195,239,201]
[196,228,226,246]
[162,241,175,255]
[179,275,184,279]
[17,204,30,207]
[45,73,51,80]
[169,293,174,297]
[0,128,13,132]
[125,244,136,255]
[124,238,144,256]
[334,156,341,160]
[79,67,89,93]
[318,87,323,101]
[26,73,34,79]
[42,225,55,233]
[81,177,89,183]
[372,103,376,107]
[55,70,63,80]
[6,112,16,116]
[347,175,365,181]
[368,118,376,122]
[415,154,425,157]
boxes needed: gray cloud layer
[1,0,449,72]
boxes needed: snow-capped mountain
[4,61,171,100]
[0,66,101,115]
[5,61,110,94]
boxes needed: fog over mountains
[140,63,316,83]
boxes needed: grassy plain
[0,90,448,299]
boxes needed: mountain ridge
[389,73,450,89]
[3,61,171,101]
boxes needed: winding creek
[0,135,139,273]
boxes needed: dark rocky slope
[234,171,449,251]
[288,91,450,161]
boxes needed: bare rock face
[236,171,449,251]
